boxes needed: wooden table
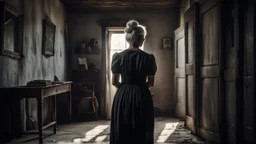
[0,81,72,143]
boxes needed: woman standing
[110,20,157,144]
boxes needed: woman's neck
[128,45,139,50]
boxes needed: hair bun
[127,20,139,28]
[124,27,133,33]
[125,20,139,34]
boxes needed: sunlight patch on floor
[73,125,109,143]
[95,135,108,142]
[156,122,179,143]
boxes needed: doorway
[105,28,128,119]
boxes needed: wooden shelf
[75,48,101,55]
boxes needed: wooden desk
[0,81,72,143]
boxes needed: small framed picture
[162,37,171,49]
[42,18,56,56]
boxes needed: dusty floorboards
[7,117,205,144]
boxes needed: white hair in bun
[124,20,146,45]
[124,20,139,34]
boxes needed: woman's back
[111,49,156,85]
[110,49,157,144]
[110,20,157,144]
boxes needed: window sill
[1,50,24,60]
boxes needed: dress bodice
[111,49,157,82]
[120,74,147,85]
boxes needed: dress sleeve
[111,53,121,75]
[146,54,157,76]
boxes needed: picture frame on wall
[42,18,56,56]
[0,2,24,60]
[162,37,171,49]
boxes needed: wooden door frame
[99,19,145,118]
[198,0,225,142]
[235,0,245,143]
[106,29,125,119]
[100,20,131,118]
[184,1,199,135]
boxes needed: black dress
[110,49,157,144]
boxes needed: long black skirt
[110,84,154,144]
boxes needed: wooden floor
[8,117,205,144]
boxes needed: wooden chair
[74,82,98,120]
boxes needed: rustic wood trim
[174,25,184,36]
[194,2,200,136]
[198,0,203,140]
[175,68,186,77]
[174,27,185,69]
[184,1,200,135]
[97,19,146,28]
[200,0,221,14]
[201,66,220,78]
[174,26,185,117]
[252,1,256,143]
[61,0,180,12]
[224,69,236,81]
[101,26,107,118]
[199,128,221,143]
[219,1,226,142]
[235,0,245,143]
[185,63,194,75]
[186,116,196,134]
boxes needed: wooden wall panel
[184,2,199,134]
[187,75,195,116]
[202,6,219,66]
[243,2,255,142]
[199,1,221,142]
[177,38,185,68]
[174,26,186,119]
[223,0,236,143]
[201,78,219,132]
[187,22,194,63]
[177,78,186,107]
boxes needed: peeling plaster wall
[68,9,179,116]
[0,0,67,141]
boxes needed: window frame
[0,2,24,60]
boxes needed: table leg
[8,97,12,134]
[68,91,72,122]
[37,97,43,143]
[52,95,57,134]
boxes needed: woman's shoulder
[112,52,121,61]
[139,50,155,58]
[119,49,155,58]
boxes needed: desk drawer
[43,84,71,98]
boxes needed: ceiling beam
[60,0,180,11]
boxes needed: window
[0,2,24,59]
